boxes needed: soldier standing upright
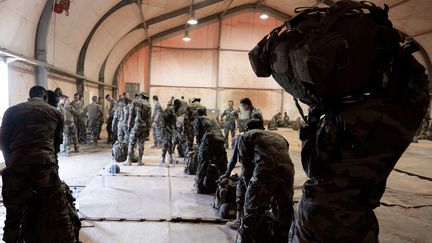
[160,100,178,166]
[126,92,152,166]
[237,98,263,132]
[58,96,79,155]
[184,97,206,152]
[220,100,238,149]
[0,86,77,243]
[152,95,163,148]
[112,98,130,142]
[83,96,103,146]
[70,93,87,144]
[105,94,118,144]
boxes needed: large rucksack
[249,1,402,105]
[184,146,198,175]
[113,140,128,162]
[214,175,239,219]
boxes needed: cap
[191,97,201,102]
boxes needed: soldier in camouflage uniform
[152,95,163,148]
[184,97,206,152]
[267,112,282,130]
[83,96,103,146]
[237,98,263,132]
[160,100,178,166]
[235,119,294,243]
[70,93,87,144]
[112,98,130,142]
[289,51,429,242]
[282,112,290,127]
[126,92,152,166]
[173,99,187,157]
[193,108,228,194]
[58,96,79,155]
[105,94,118,144]
[220,100,238,149]
[0,86,77,243]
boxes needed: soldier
[97,97,104,140]
[235,119,294,243]
[167,96,175,107]
[151,95,163,149]
[184,97,206,152]
[194,108,228,194]
[83,96,103,146]
[112,98,130,142]
[282,112,290,127]
[267,112,282,130]
[220,100,238,149]
[126,92,152,166]
[237,98,263,132]
[160,100,178,166]
[0,86,77,243]
[105,94,118,144]
[59,96,79,155]
[70,93,87,144]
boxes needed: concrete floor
[0,128,431,242]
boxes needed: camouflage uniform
[59,104,79,153]
[0,98,77,243]
[282,113,290,127]
[237,130,295,243]
[70,99,86,144]
[160,106,177,164]
[221,107,238,148]
[194,116,228,193]
[112,104,130,142]
[107,99,118,143]
[173,114,187,157]
[289,53,429,242]
[267,113,281,130]
[127,97,152,165]
[184,101,206,151]
[83,102,103,145]
[237,106,263,132]
[152,101,163,147]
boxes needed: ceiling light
[260,10,269,20]
[187,10,198,25]
[182,31,191,42]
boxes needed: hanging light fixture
[182,30,191,42]
[187,10,198,25]
[260,10,269,20]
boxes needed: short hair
[197,108,207,117]
[47,90,58,107]
[105,94,111,99]
[228,100,234,103]
[92,96,98,102]
[240,98,252,107]
[181,96,184,99]
[29,86,47,99]
[74,93,79,97]
[153,95,159,101]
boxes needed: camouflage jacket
[128,98,152,131]
[160,107,177,135]
[0,98,64,167]
[193,116,225,145]
[184,102,206,132]
[83,102,103,121]
[221,108,238,126]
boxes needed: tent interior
[0,0,431,242]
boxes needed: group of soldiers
[267,112,303,131]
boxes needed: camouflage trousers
[2,165,76,243]
[238,167,294,243]
[62,121,79,153]
[73,115,87,144]
[88,118,100,144]
[185,125,195,152]
[223,123,236,148]
[267,119,278,131]
[153,123,161,146]
[117,124,129,142]
[161,129,174,158]
[195,135,227,192]
[107,117,114,143]
[128,125,147,162]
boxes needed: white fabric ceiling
[0,0,431,86]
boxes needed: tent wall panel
[8,63,36,106]
[150,87,217,110]
[118,47,150,95]
[47,75,76,99]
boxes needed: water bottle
[72,187,80,211]
[111,156,116,176]
[101,167,108,188]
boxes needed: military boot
[123,156,132,166]
[170,154,176,167]
[160,156,166,167]
[226,211,242,230]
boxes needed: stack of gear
[184,146,198,175]
[214,175,239,219]
[249,1,429,241]
[113,140,128,162]
[202,163,219,194]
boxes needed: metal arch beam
[35,0,55,88]
[110,4,290,89]
[76,0,134,94]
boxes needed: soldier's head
[140,92,149,100]
[284,112,287,115]
[105,94,113,102]
[181,96,185,100]
[74,93,80,101]
[246,119,264,131]
[29,86,47,101]
[92,96,98,103]
[240,98,252,111]
[191,97,201,103]
[47,90,58,107]
[98,97,103,104]
[197,108,207,117]
[173,99,182,112]
[228,100,234,109]
[123,92,130,99]
[64,96,70,106]
[152,95,159,103]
